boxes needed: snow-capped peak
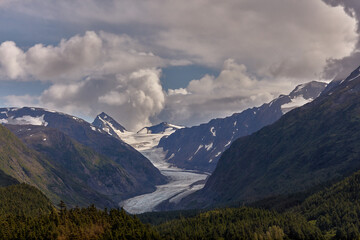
[92,112,127,138]
[92,114,182,151]
[289,81,327,99]
[281,81,327,114]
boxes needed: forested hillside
[4,169,360,239]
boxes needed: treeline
[0,205,160,240]
[294,170,360,239]
[4,170,360,239]
[156,207,323,240]
[0,184,159,240]
[0,183,52,216]
[0,204,323,240]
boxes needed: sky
[0,0,358,130]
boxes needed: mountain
[137,122,183,134]
[92,112,182,151]
[5,124,145,207]
[0,107,167,204]
[176,66,360,209]
[158,81,327,172]
[92,112,127,140]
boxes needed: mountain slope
[0,107,167,200]
[0,169,19,187]
[0,124,93,206]
[158,81,327,172]
[178,66,360,208]
[6,124,139,205]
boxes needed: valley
[3,2,360,239]
[95,121,210,214]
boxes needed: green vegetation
[5,168,360,239]
[138,209,205,225]
[0,124,67,204]
[145,169,360,240]
[0,183,160,240]
[0,205,160,240]
[157,207,323,240]
[0,183,52,216]
[294,170,360,239]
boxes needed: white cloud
[25,31,102,80]
[3,94,39,107]
[40,69,165,131]
[0,41,25,79]
[168,88,188,96]
[0,31,165,82]
[98,91,127,106]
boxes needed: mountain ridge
[6,124,138,206]
[158,81,327,172]
[174,66,360,209]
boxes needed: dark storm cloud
[322,0,360,80]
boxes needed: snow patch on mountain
[224,140,232,147]
[205,143,213,151]
[281,95,313,114]
[194,145,203,155]
[210,127,216,136]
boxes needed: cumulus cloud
[0,41,25,79]
[158,59,291,126]
[40,69,164,131]
[0,31,165,81]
